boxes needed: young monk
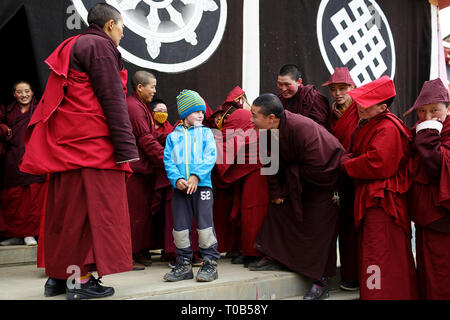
[405,78,450,300]
[250,93,345,300]
[213,106,269,266]
[20,3,139,300]
[322,67,360,291]
[0,81,46,246]
[277,64,330,128]
[341,76,418,300]
[151,99,174,135]
[126,71,164,270]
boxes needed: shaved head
[132,71,156,90]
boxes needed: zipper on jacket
[184,127,189,180]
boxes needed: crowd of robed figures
[0,2,449,301]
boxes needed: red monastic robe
[330,100,360,282]
[126,91,164,254]
[255,111,344,279]
[279,84,330,128]
[409,116,450,300]
[1,98,46,238]
[213,109,269,256]
[343,111,418,300]
[19,25,138,279]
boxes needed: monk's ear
[378,103,387,112]
[297,78,303,86]
[105,19,115,31]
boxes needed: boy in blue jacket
[163,89,219,282]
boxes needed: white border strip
[430,3,439,80]
[242,0,260,104]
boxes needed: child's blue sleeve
[164,133,184,189]
[190,128,217,183]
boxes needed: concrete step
[0,245,37,267]
[282,289,360,300]
[0,257,358,300]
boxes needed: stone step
[0,257,357,300]
[0,245,37,267]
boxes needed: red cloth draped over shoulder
[19,35,131,175]
[214,109,262,187]
[343,112,413,235]
[409,117,450,227]
[156,121,174,135]
[330,101,359,151]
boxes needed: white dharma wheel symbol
[107,0,219,59]
[72,0,227,73]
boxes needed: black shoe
[303,283,329,300]
[248,257,284,271]
[243,256,262,268]
[340,280,360,291]
[164,256,194,282]
[44,277,67,297]
[196,257,218,282]
[66,276,114,300]
[231,255,246,264]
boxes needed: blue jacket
[164,124,216,189]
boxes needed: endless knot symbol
[330,0,387,86]
[106,0,219,59]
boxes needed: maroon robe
[330,100,360,282]
[409,117,450,299]
[343,111,418,300]
[1,98,46,238]
[279,84,330,128]
[255,110,344,279]
[22,24,138,278]
[126,91,164,254]
[213,109,269,256]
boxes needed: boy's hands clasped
[176,175,199,194]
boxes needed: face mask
[154,112,168,124]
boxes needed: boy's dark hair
[87,3,122,28]
[149,98,166,110]
[378,96,395,108]
[279,64,302,81]
[252,93,284,118]
[131,71,156,90]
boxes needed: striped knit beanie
[176,89,206,120]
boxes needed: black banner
[0,0,431,126]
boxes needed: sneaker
[164,256,193,282]
[248,257,285,271]
[24,236,37,246]
[0,237,24,246]
[196,257,218,282]
[303,283,329,300]
[66,276,114,300]
[340,280,360,291]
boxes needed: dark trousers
[171,186,220,260]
